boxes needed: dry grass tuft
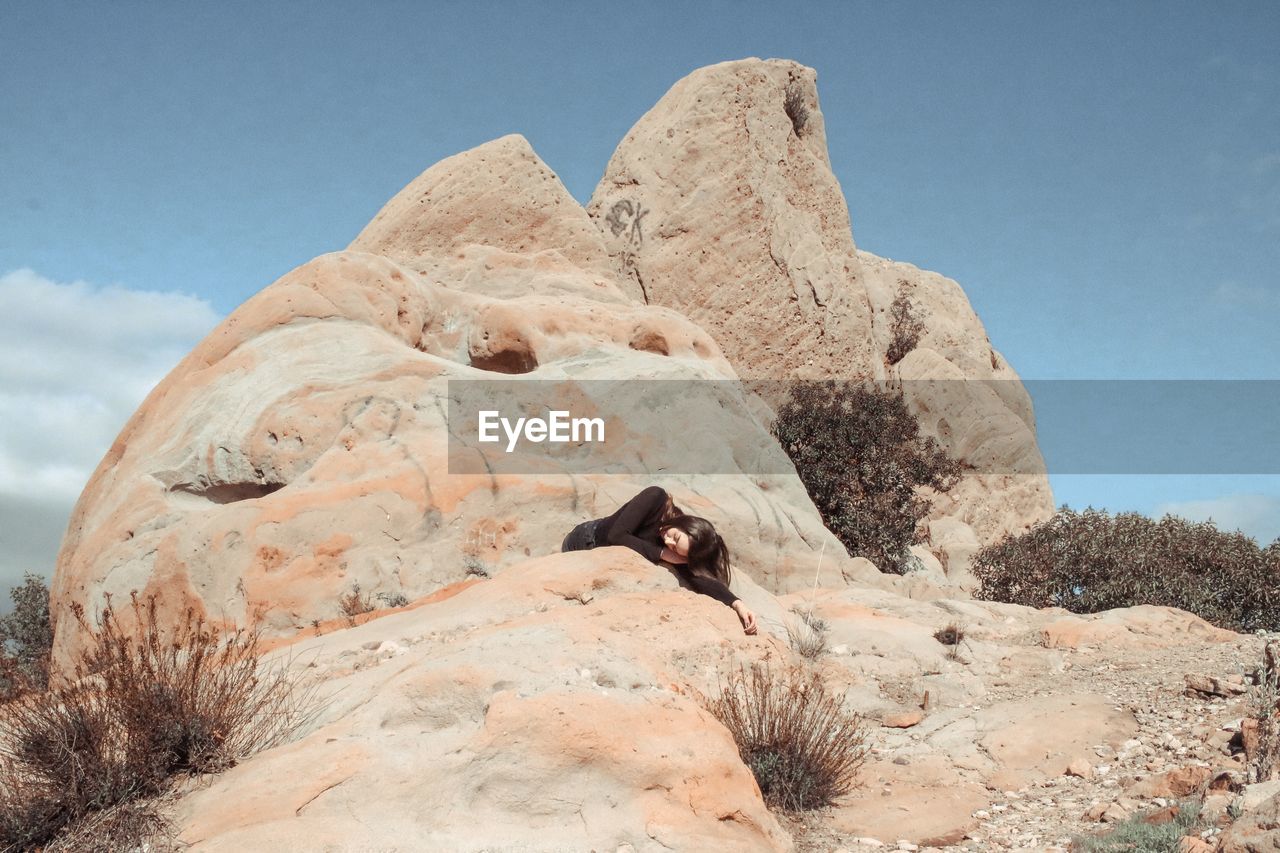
[338,583,375,627]
[783,81,808,136]
[696,660,869,812]
[933,622,967,662]
[787,609,830,660]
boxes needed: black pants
[561,518,604,552]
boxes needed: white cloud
[0,269,221,593]
[1252,152,1280,177]
[1154,494,1280,546]
[1212,280,1280,310]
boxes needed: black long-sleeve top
[595,486,739,608]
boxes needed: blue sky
[1,1,1278,591]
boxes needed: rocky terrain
[158,548,1272,851]
[45,57,1277,850]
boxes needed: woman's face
[663,527,690,557]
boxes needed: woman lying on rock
[561,485,758,634]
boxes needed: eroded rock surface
[50,133,849,666]
[587,59,1055,578]
[163,549,1253,851]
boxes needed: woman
[561,485,758,634]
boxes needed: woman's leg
[561,520,596,552]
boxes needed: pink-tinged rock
[49,132,853,667]
[1217,788,1280,852]
[975,694,1138,791]
[349,133,619,286]
[1042,606,1238,651]
[1126,766,1214,799]
[1177,838,1216,853]
[881,709,925,729]
[170,548,795,851]
[1065,758,1094,779]
[830,755,985,846]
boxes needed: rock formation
[39,57,1269,852]
[50,131,858,666]
[586,59,1055,582]
[163,547,1250,850]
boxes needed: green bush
[1073,798,1201,852]
[972,507,1280,631]
[0,573,53,699]
[771,381,963,574]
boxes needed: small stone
[882,710,925,728]
[1101,802,1132,823]
[376,640,405,656]
[1238,779,1280,813]
[1142,805,1180,825]
[1065,759,1094,779]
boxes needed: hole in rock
[629,328,670,356]
[469,346,539,375]
[169,482,286,505]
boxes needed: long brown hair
[659,509,733,587]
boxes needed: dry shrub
[338,582,375,626]
[973,508,1280,632]
[885,282,926,367]
[698,661,868,812]
[376,592,409,609]
[783,81,808,136]
[771,381,963,574]
[932,623,964,646]
[933,622,966,662]
[1247,641,1280,784]
[0,592,317,850]
[42,790,179,853]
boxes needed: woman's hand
[732,600,758,635]
[659,546,688,564]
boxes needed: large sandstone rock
[586,60,872,380]
[50,134,850,666]
[587,59,1054,575]
[163,547,1218,849]
[37,57,1262,853]
[170,549,798,851]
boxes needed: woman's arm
[682,571,757,634]
[683,571,738,608]
[605,486,668,563]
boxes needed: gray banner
[444,379,1280,475]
